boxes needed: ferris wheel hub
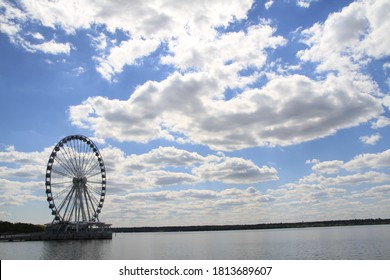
[73,176,87,185]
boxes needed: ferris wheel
[45,135,106,224]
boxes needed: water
[1,225,389,260]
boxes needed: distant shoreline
[112,218,390,233]
[2,218,390,235]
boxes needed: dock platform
[0,231,112,242]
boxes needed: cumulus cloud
[0,1,73,55]
[1,144,389,226]
[264,0,274,10]
[0,142,278,223]
[2,0,386,151]
[302,150,390,179]
[95,37,161,81]
[298,0,390,74]
[299,171,390,187]
[193,157,278,184]
[51,142,280,225]
[69,72,382,151]
[296,0,319,8]
[71,66,86,76]
[161,24,286,87]
[371,116,390,129]
[359,133,381,145]
[351,185,390,199]
[87,145,278,192]
[105,186,274,226]
[311,160,344,174]
[343,149,390,171]
[2,0,253,79]
[0,145,47,166]
[24,39,72,55]
[307,148,390,177]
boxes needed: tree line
[112,218,390,233]
[2,218,389,234]
[0,221,44,234]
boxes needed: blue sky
[0,0,389,227]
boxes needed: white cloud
[105,186,274,226]
[97,145,278,191]
[2,144,389,226]
[384,62,390,71]
[19,0,98,34]
[383,96,390,109]
[359,133,381,145]
[306,148,390,176]
[4,0,253,79]
[351,185,390,199]
[265,0,274,10]
[0,178,42,206]
[298,0,390,74]
[31,32,44,40]
[0,145,47,166]
[24,39,72,55]
[71,66,86,76]
[311,160,344,174]
[0,1,26,37]
[95,37,161,82]
[296,0,318,8]
[125,146,207,171]
[305,158,319,165]
[299,171,390,187]
[343,149,390,171]
[69,72,383,151]
[371,116,390,129]
[193,157,278,184]
[0,143,278,217]
[161,24,286,88]
[0,1,72,55]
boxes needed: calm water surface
[1,225,389,260]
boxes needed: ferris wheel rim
[45,135,106,224]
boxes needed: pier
[0,231,112,242]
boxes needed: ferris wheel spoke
[78,150,88,174]
[74,139,83,173]
[87,183,104,196]
[82,152,96,176]
[54,156,77,177]
[84,161,101,177]
[85,187,98,221]
[79,188,89,221]
[52,168,74,179]
[67,195,77,222]
[70,139,83,175]
[56,153,79,177]
[79,141,93,166]
[83,188,92,221]
[57,185,75,213]
[82,143,93,173]
[60,190,78,222]
[52,184,72,198]
[58,145,76,172]
[53,184,73,200]
[79,141,88,169]
[85,186,100,207]
[85,168,103,178]
[83,154,99,176]
[51,181,72,190]
[62,143,80,175]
